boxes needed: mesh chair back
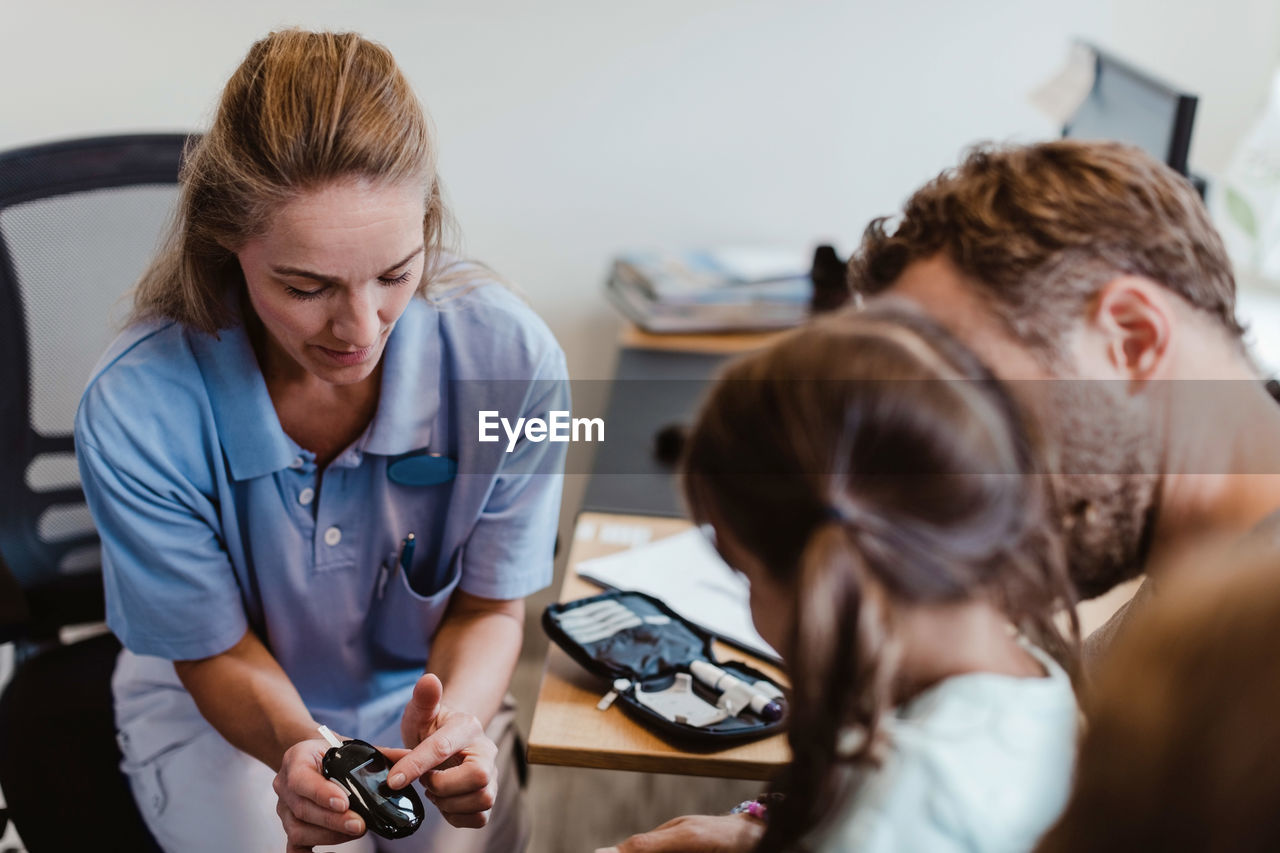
[0,135,189,641]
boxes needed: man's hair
[848,140,1242,353]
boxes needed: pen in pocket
[376,532,415,599]
[399,532,416,574]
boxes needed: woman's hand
[391,673,499,828]
[598,814,765,853]
[272,736,367,853]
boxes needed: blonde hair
[132,29,468,332]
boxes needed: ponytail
[759,520,897,852]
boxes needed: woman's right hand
[273,736,368,853]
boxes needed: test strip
[559,601,633,625]
[565,614,643,641]
[562,608,642,632]
[569,615,643,641]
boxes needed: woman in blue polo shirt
[74,30,565,853]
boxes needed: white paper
[598,523,653,548]
[1028,42,1097,125]
[575,528,780,661]
[705,246,811,282]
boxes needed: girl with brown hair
[74,29,564,852]
[606,306,1080,852]
[1037,536,1280,853]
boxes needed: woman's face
[714,528,795,659]
[234,178,426,387]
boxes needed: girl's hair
[1037,537,1280,852]
[681,305,1079,851]
[131,29,470,332]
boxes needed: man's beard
[1029,380,1162,600]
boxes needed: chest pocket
[367,546,464,665]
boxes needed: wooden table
[618,321,790,355]
[527,512,792,781]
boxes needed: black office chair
[0,134,191,852]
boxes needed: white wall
[1108,0,1280,176]
[2,0,1278,375]
[1107,0,1280,370]
[2,0,1114,377]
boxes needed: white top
[808,644,1078,853]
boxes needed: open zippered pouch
[542,590,788,746]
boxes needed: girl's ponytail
[761,519,897,851]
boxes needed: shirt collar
[189,318,297,482]
[189,296,442,481]
[362,296,441,457]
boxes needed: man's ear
[1091,276,1172,381]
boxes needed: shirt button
[298,487,315,506]
[323,526,342,546]
[289,456,304,470]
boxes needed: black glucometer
[318,726,424,840]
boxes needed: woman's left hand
[387,673,499,828]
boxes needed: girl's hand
[598,814,765,853]
[272,736,367,853]
[392,673,499,828]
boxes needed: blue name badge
[387,450,457,486]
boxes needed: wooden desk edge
[526,741,779,781]
[618,321,791,355]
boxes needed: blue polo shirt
[75,281,567,741]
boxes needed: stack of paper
[605,247,813,334]
[575,528,781,662]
